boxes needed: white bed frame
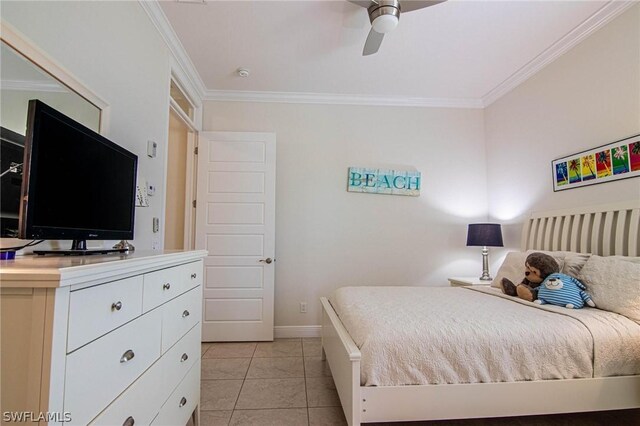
[321,200,640,426]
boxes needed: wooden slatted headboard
[521,200,640,257]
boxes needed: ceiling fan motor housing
[369,0,400,33]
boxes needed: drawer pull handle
[163,283,171,290]
[182,310,190,318]
[120,349,135,363]
[179,397,187,408]
[123,416,135,426]
[181,353,189,362]
[111,301,123,311]
[191,273,197,279]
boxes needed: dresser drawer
[143,261,202,312]
[89,355,164,426]
[65,309,162,425]
[68,275,143,353]
[90,323,201,426]
[161,286,201,353]
[182,260,203,289]
[161,322,200,401]
[152,360,200,426]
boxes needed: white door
[196,132,276,341]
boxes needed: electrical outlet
[300,302,307,313]
[152,239,160,250]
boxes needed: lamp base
[479,246,492,281]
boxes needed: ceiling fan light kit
[350,0,446,56]
[370,2,400,34]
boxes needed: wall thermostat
[147,140,157,158]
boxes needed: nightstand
[448,277,491,287]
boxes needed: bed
[320,200,640,425]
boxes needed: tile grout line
[230,342,258,418]
[301,339,310,425]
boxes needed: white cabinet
[0,250,207,426]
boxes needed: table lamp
[466,223,503,281]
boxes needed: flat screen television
[19,100,138,255]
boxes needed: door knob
[259,258,273,264]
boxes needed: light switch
[147,140,157,158]
[152,217,160,233]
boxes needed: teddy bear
[500,252,560,302]
[535,273,595,309]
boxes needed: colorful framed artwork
[552,134,640,191]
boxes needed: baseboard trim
[274,325,321,339]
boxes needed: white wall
[485,5,640,248]
[1,1,172,250]
[203,102,487,326]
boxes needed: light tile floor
[200,338,346,426]
[200,338,640,426]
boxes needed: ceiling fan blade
[347,0,377,9]
[401,0,446,13]
[363,28,384,56]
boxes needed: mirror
[0,41,102,238]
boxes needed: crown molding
[140,0,632,110]
[481,0,635,107]
[1,79,67,93]
[138,0,206,102]
[203,90,484,109]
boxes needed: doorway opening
[165,79,197,250]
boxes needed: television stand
[33,239,129,256]
[34,248,128,256]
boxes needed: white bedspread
[329,286,640,386]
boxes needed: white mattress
[329,286,640,386]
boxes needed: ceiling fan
[349,0,446,56]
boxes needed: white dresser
[0,250,207,426]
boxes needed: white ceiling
[159,0,614,105]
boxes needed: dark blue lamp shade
[466,223,504,247]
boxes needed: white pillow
[610,256,640,264]
[491,251,529,288]
[491,250,566,289]
[578,255,640,323]
[561,253,592,278]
